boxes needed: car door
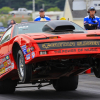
[0,27,12,57]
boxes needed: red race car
[0,20,100,93]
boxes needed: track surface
[0,73,100,100]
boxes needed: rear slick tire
[93,59,100,78]
[17,50,32,83]
[0,80,17,94]
[53,76,78,91]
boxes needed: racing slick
[34,9,51,21]
[84,7,99,30]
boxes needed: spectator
[84,7,99,30]
[8,20,16,28]
[34,9,51,21]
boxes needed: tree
[0,7,13,14]
[47,7,61,11]
[0,0,65,11]
[25,1,32,9]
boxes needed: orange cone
[22,15,24,18]
[14,15,16,17]
[85,69,91,74]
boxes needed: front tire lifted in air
[17,50,32,83]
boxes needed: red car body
[0,20,100,83]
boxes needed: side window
[12,25,17,37]
[94,4,97,6]
[23,9,26,11]
[0,28,12,44]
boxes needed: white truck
[9,8,32,15]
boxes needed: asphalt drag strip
[0,73,100,100]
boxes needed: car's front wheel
[52,76,78,91]
[17,50,32,83]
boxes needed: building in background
[64,0,100,27]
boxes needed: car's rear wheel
[93,59,100,78]
[0,80,17,94]
[52,76,78,91]
[17,50,32,83]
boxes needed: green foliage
[0,0,65,11]
[0,14,11,27]
[0,7,13,14]
[0,14,33,27]
[47,7,61,11]
[25,1,32,9]
[26,1,32,6]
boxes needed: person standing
[34,9,51,21]
[8,20,16,28]
[84,7,99,30]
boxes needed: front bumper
[24,47,100,64]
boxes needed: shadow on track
[1,89,100,100]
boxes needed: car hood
[22,30,100,43]
[26,33,49,39]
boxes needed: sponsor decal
[31,47,34,51]
[5,55,9,60]
[26,54,30,60]
[0,56,11,69]
[22,49,27,55]
[0,68,5,75]
[5,66,11,72]
[54,48,98,54]
[0,56,12,75]
[38,40,100,50]
[11,63,14,69]
[21,45,26,49]
[21,45,31,55]
[54,49,76,54]
[7,59,11,65]
[4,61,7,67]
[18,26,28,29]
[0,65,13,75]
[2,58,6,62]
[21,45,27,55]
[32,52,35,58]
[0,64,4,69]
[27,48,30,53]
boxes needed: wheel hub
[19,56,24,77]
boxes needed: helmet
[88,7,96,13]
[60,17,66,20]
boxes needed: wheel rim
[19,55,24,77]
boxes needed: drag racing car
[0,20,100,93]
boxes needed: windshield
[16,22,46,35]
[70,22,84,31]
[15,21,85,35]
